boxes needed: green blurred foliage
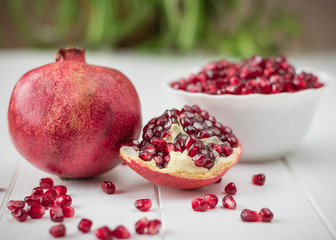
[0,0,300,57]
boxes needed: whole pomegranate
[8,47,142,178]
[120,105,241,189]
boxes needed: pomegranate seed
[40,195,55,208]
[50,206,64,222]
[204,194,218,208]
[28,204,45,219]
[7,200,25,211]
[62,206,75,218]
[214,178,222,183]
[44,189,58,200]
[134,199,152,212]
[111,225,131,238]
[222,195,237,209]
[135,217,149,234]
[50,224,66,238]
[260,208,273,222]
[252,173,266,185]
[224,182,237,195]
[53,185,67,196]
[191,198,208,212]
[31,187,43,196]
[24,195,41,206]
[11,209,28,222]
[148,220,161,235]
[241,209,261,222]
[39,177,54,189]
[101,181,116,194]
[78,218,92,233]
[55,195,72,207]
[96,226,112,240]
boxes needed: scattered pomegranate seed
[39,178,54,189]
[24,195,41,206]
[224,182,237,195]
[55,195,72,207]
[135,217,149,234]
[260,208,273,222]
[50,206,64,222]
[44,189,58,200]
[11,209,28,222]
[148,220,161,235]
[31,187,44,196]
[252,174,266,185]
[241,209,261,222]
[101,181,116,194]
[62,206,75,218]
[49,224,66,238]
[78,218,93,233]
[214,178,222,184]
[95,226,112,240]
[134,199,152,212]
[204,194,218,208]
[7,200,25,211]
[222,195,237,209]
[53,185,67,196]
[40,195,55,208]
[111,225,131,239]
[28,204,45,219]
[191,198,208,212]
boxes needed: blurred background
[0,0,335,57]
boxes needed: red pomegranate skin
[8,47,142,178]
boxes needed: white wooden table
[0,50,335,240]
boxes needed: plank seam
[154,185,165,240]
[0,160,22,223]
[282,157,336,240]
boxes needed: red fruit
[134,199,152,212]
[28,205,45,219]
[224,182,237,195]
[96,226,112,240]
[78,218,92,233]
[40,195,55,208]
[111,225,131,239]
[62,206,75,218]
[50,206,64,222]
[222,195,237,209]
[260,208,273,222]
[55,195,72,207]
[7,200,25,211]
[252,173,266,185]
[204,194,218,208]
[191,198,208,212]
[8,47,142,178]
[101,181,116,194]
[148,220,161,235]
[241,209,261,222]
[31,187,44,196]
[44,189,58,200]
[50,224,66,238]
[120,105,242,189]
[39,178,54,189]
[135,217,149,234]
[53,185,67,196]
[11,209,28,222]
[170,55,324,95]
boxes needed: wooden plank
[0,160,160,239]
[158,160,333,240]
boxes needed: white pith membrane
[120,123,241,179]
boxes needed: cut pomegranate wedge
[120,105,242,189]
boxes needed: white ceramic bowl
[164,68,334,162]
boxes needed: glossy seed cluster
[128,105,238,169]
[170,55,324,95]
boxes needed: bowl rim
[163,67,335,99]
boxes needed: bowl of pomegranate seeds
[166,55,334,161]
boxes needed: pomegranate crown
[56,47,86,63]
